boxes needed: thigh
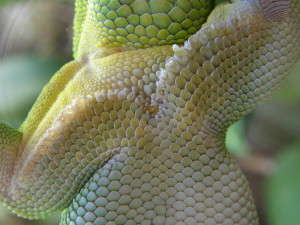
[61,144,258,225]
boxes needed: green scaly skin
[0,0,299,224]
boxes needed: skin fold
[0,0,299,224]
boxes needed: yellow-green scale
[76,0,214,53]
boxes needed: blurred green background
[0,0,299,225]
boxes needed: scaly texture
[0,0,299,224]
[73,0,214,56]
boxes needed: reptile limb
[0,0,299,224]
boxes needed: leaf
[0,0,18,4]
[274,60,300,104]
[0,55,64,127]
[226,120,250,155]
[265,142,300,225]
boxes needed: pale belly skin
[0,0,299,224]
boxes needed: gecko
[0,0,299,224]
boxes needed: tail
[0,121,22,202]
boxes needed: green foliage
[263,60,300,225]
[265,142,300,225]
[226,120,249,155]
[0,55,64,127]
[274,61,300,104]
[0,0,18,4]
